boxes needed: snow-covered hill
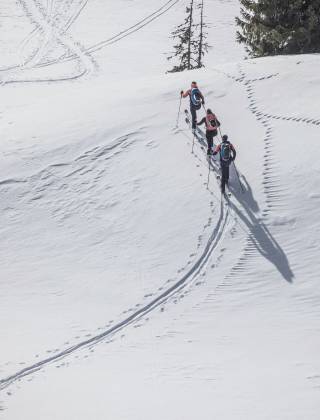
[1,1,320,419]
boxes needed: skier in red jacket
[197,109,221,155]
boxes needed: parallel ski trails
[36,0,181,69]
[18,0,55,68]
[0,135,230,392]
[19,0,89,69]
[2,0,96,84]
[1,0,179,76]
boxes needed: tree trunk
[187,0,194,70]
[198,0,204,68]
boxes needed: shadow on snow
[229,173,294,283]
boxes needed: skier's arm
[199,91,205,104]
[212,144,221,156]
[197,117,206,126]
[181,89,190,98]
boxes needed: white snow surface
[1,0,320,419]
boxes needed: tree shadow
[229,177,294,283]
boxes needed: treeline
[167,0,320,73]
[236,0,320,57]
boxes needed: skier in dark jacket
[181,81,205,130]
[197,109,221,155]
[212,135,236,194]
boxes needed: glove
[180,90,184,96]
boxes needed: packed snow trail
[0,199,230,390]
[1,1,320,418]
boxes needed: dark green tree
[236,0,320,57]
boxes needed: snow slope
[1,1,320,419]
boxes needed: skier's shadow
[229,175,294,283]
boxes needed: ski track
[18,0,55,68]
[1,0,96,85]
[0,0,179,82]
[0,126,232,391]
[212,63,297,286]
[3,4,317,396]
[35,0,181,69]
[19,0,89,70]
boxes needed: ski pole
[175,95,182,128]
[207,156,211,189]
[233,161,245,193]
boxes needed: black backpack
[220,141,231,162]
[190,88,202,109]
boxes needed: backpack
[190,88,202,108]
[220,141,231,162]
[206,114,217,132]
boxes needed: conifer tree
[236,0,320,57]
[197,0,210,68]
[167,0,196,72]
[167,0,209,72]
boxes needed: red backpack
[206,114,218,132]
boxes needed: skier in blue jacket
[212,135,236,194]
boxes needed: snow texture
[0,0,319,419]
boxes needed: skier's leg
[190,105,197,129]
[207,131,213,154]
[221,164,228,194]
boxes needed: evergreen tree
[197,0,210,68]
[167,0,209,72]
[236,0,320,57]
[167,0,196,72]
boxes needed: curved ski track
[35,0,181,69]
[0,0,180,83]
[0,130,230,391]
[213,64,304,285]
[19,0,89,69]
[1,0,96,84]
